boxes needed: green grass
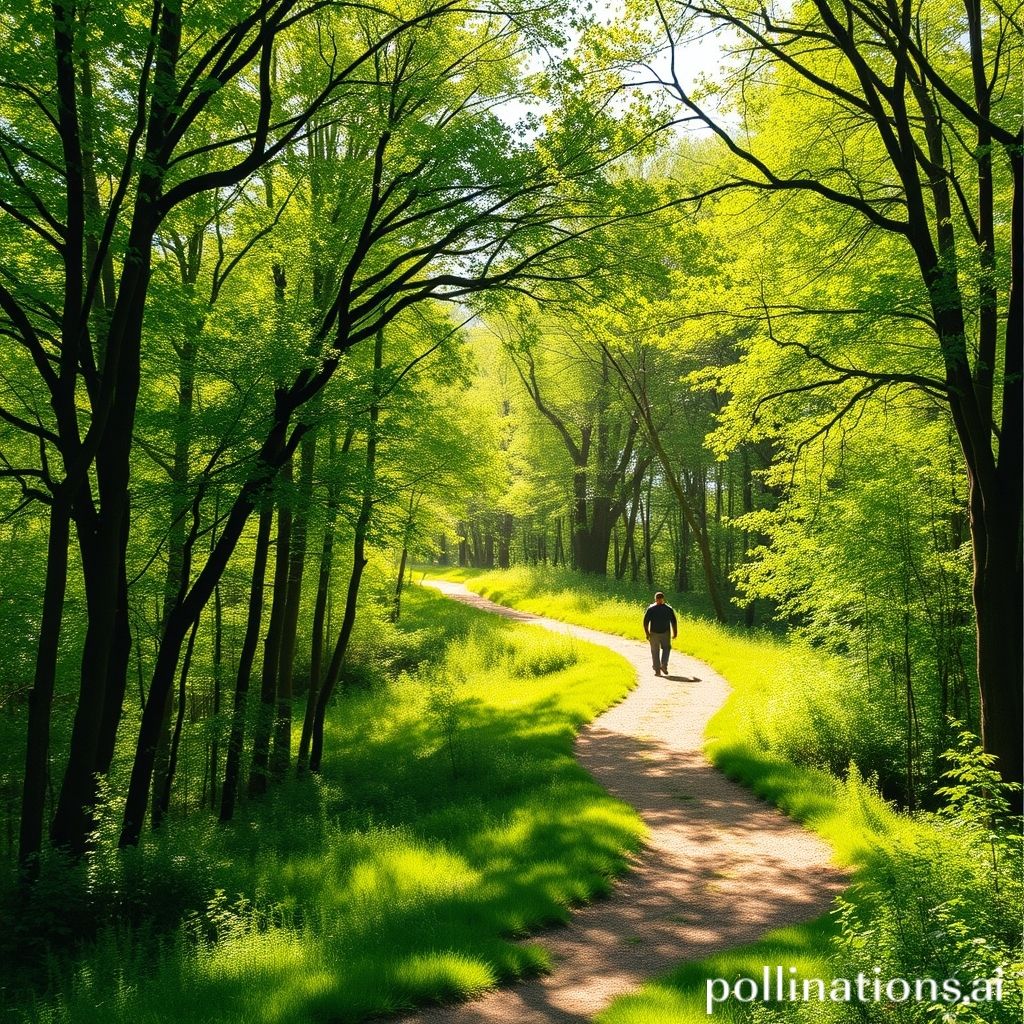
[423,565,1022,1024]
[7,584,643,1024]
[427,568,868,831]
[593,917,838,1024]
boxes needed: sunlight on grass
[390,950,497,997]
[440,564,908,857]
[14,585,642,1024]
[595,918,838,1024]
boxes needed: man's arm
[670,609,678,638]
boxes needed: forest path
[402,580,847,1023]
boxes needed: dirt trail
[402,580,847,1023]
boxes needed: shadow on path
[400,580,848,1023]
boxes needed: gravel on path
[401,580,848,1023]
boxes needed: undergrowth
[2,584,641,1024]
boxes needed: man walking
[643,592,678,676]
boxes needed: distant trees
[504,317,649,576]
[438,2,1015,800]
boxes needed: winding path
[404,580,848,1023]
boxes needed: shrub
[827,734,1023,1023]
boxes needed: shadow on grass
[5,585,642,1024]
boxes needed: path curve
[403,580,848,1023]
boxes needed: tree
[635,0,1023,786]
[499,310,649,574]
[2,0,668,865]
[729,402,976,804]
[5,0,487,872]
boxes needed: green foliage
[3,585,642,1022]
[934,728,1022,828]
[425,666,468,779]
[825,740,1023,1024]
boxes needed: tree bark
[272,422,317,778]
[391,492,418,622]
[158,615,201,819]
[210,578,223,810]
[18,500,70,880]
[249,489,291,797]
[299,425,343,771]
[498,513,513,569]
[741,448,756,628]
[309,330,383,774]
[220,501,274,822]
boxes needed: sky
[494,1,733,135]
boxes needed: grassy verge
[423,566,890,857]
[7,584,642,1024]
[593,918,838,1024]
[423,565,1022,1024]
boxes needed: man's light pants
[648,630,671,672]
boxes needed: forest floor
[404,580,848,1023]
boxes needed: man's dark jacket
[643,602,677,634]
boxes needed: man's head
[654,592,665,604]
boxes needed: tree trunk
[309,330,383,774]
[974,148,1022,790]
[714,461,723,580]
[51,492,133,854]
[619,472,642,579]
[249,491,291,797]
[725,459,735,581]
[95,555,131,777]
[210,579,223,810]
[392,544,410,622]
[642,472,654,586]
[470,522,483,567]
[391,493,417,623]
[220,501,274,822]
[498,513,513,569]
[553,516,565,566]
[678,507,690,592]
[272,426,317,778]
[970,491,1023,791]
[18,500,71,880]
[920,151,1023,789]
[573,494,616,575]
[149,690,174,828]
[741,449,755,628]
[150,317,199,822]
[299,426,343,772]
[158,615,200,819]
